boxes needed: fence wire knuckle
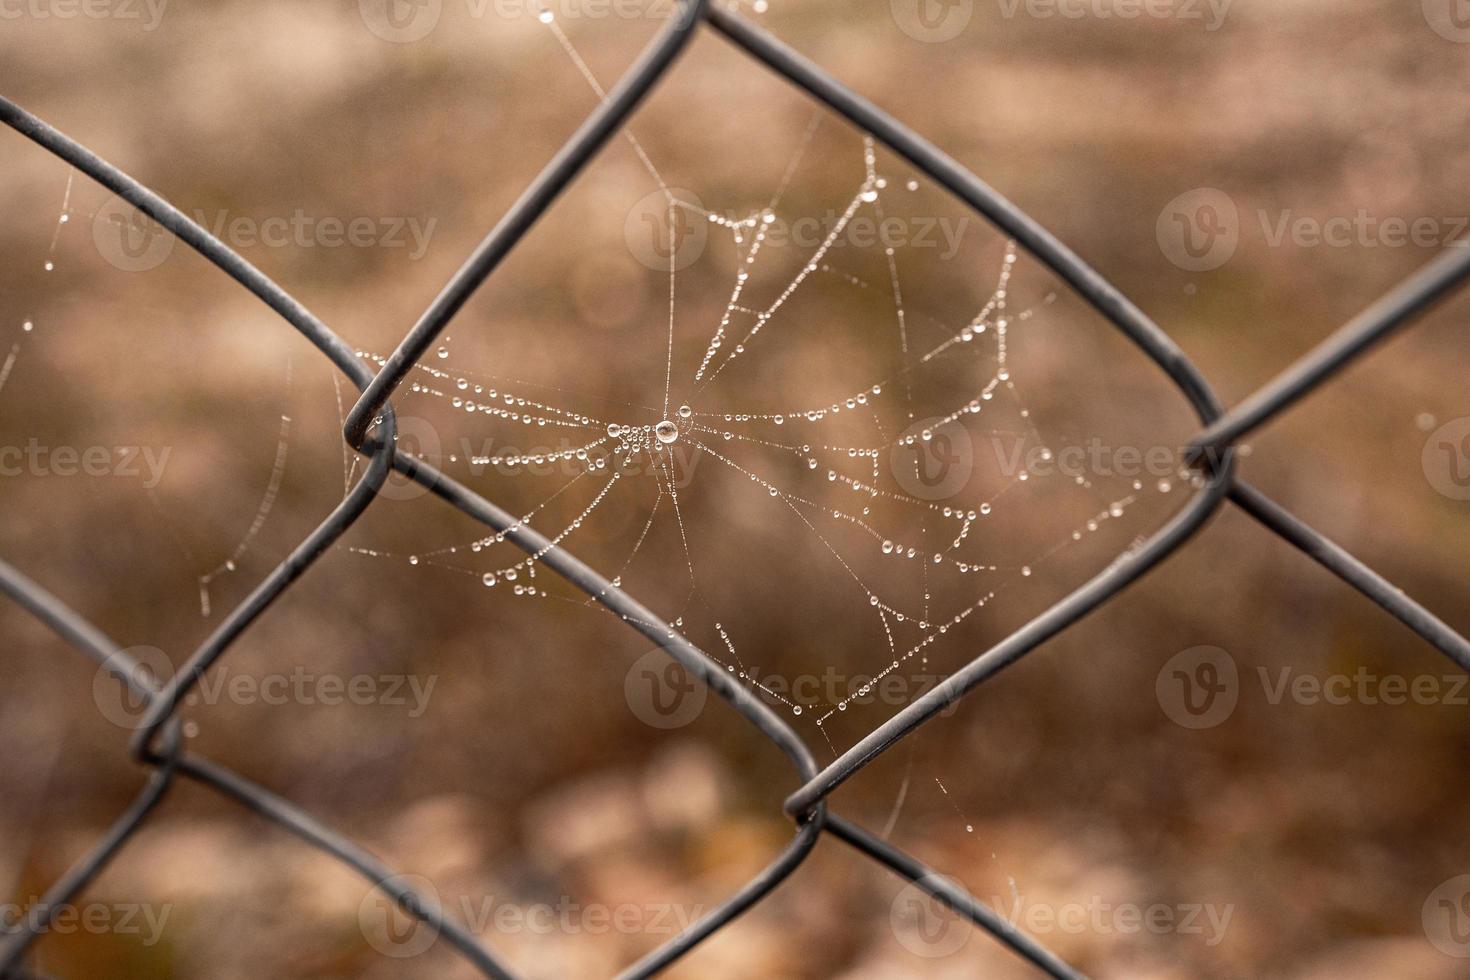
[3,5,1468,977]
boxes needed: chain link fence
[3,3,1470,977]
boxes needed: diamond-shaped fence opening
[3,4,1470,978]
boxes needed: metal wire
[3,5,1469,977]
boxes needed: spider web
[329,10,1195,758]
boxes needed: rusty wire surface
[3,4,1470,977]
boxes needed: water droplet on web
[655,420,679,445]
[21,321,33,332]
[881,540,895,554]
[678,404,693,419]
[436,347,448,359]
[482,573,496,587]
[538,7,554,22]
[607,423,622,438]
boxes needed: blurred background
[3,0,1470,976]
